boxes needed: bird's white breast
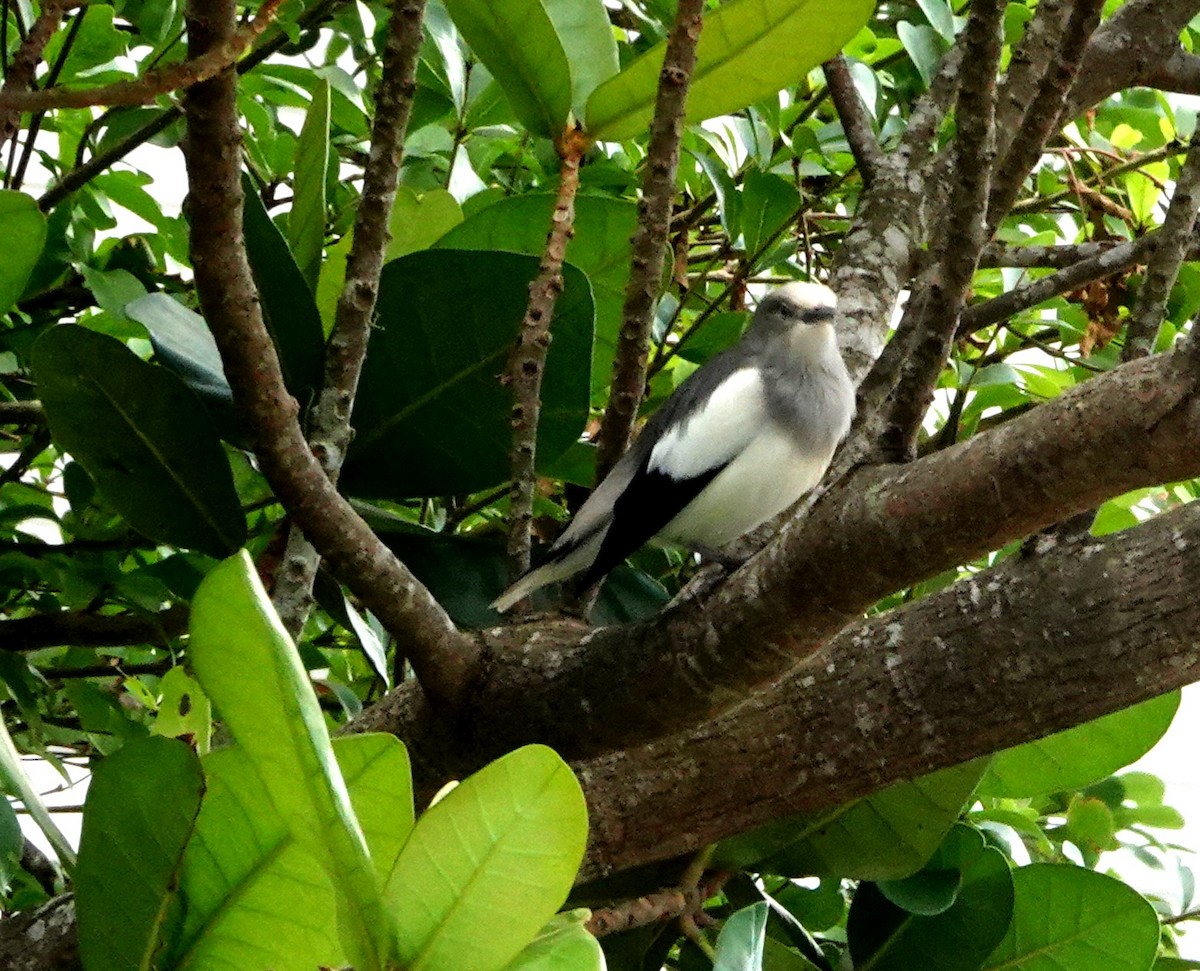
[655,423,834,549]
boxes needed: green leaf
[542,0,620,117]
[1125,161,1170,225]
[42,5,128,82]
[442,0,572,138]
[388,744,588,971]
[714,902,769,971]
[503,911,606,971]
[31,326,246,557]
[0,191,47,313]
[849,827,1014,971]
[316,188,464,331]
[978,692,1179,798]
[344,250,593,498]
[585,0,874,141]
[172,745,344,971]
[897,21,946,88]
[0,716,76,871]
[334,733,414,892]
[982,865,1160,970]
[436,193,635,397]
[741,168,801,259]
[915,0,956,41]
[241,174,326,405]
[188,552,389,971]
[714,760,987,880]
[290,79,331,289]
[75,737,205,971]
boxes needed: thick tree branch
[352,350,1200,776]
[182,0,477,707]
[0,400,45,424]
[992,0,1069,159]
[0,0,282,113]
[823,54,881,186]
[594,0,704,480]
[271,0,430,637]
[880,0,1003,458]
[1122,137,1200,361]
[0,607,187,652]
[576,497,1200,879]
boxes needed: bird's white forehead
[768,281,838,310]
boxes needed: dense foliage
[3,0,1200,968]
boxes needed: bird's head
[749,281,839,338]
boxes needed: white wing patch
[648,367,766,479]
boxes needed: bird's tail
[491,532,604,613]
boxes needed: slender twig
[0,0,70,149]
[958,234,1157,337]
[1122,138,1200,361]
[594,0,705,481]
[0,0,284,113]
[1011,141,1187,215]
[505,134,585,585]
[272,0,431,639]
[182,0,477,707]
[823,54,882,186]
[0,400,45,425]
[0,427,49,486]
[37,660,174,679]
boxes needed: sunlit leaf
[0,191,47,313]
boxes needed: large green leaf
[75,737,205,971]
[343,250,593,498]
[714,902,769,971]
[442,0,572,138]
[714,760,987,880]
[436,194,636,397]
[503,911,606,971]
[979,692,1179,798]
[982,865,1160,970]
[848,826,1015,971]
[0,191,47,313]
[542,0,620,117]
[290,78,330,290]
[241,174,326,406]
[0,797,21,894]
[388,744,588,971]
[188,552,389,971]
[31,326,246,557]
[585,0,875,141]
[171,735,412,971]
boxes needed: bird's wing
[578,366,767,589]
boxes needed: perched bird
[492,281,856,612]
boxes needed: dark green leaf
[714,760,987,880]
[0,191,47,313]
[979,692,1179,798]
[241,173,326,406]
[442,0,572,138]
[848,827,1015,971]
[586,0,874,140]
[436,194,635,397]
[31,326,246,557]
[344,250,593,498]
[742,169,801,259]
[75,737,204,971]
[0,797,23,894]
[982,865,1160,970]
[42,5,128,82]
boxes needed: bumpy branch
[272,0,430,637]
[824,54,881,185]
[0,0,71,145]
[505,138,585,583]
[0,0,283,113]
[182,0,478,707]
[594,0,705,480]
[1122,137,1200,361]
